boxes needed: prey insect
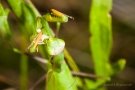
[27,29,49,53]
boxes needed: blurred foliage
[0,3,11,40]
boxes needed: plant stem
[20,55,28,90]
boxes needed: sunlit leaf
[90,0,113,77]
[88,0,126,89]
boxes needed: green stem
[20,55,28,90]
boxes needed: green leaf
[46,61,77,90]
[13,48,22,54]
[21,2,37,36]
[7,0,37,37]
[0,4,11,39]
[84,77,110,90]
[89,0,126,89]
[111,59,126,75]
[84,78,100,89]
[7,0,23,18]
[90,0,113,77]
[46,38,65,55]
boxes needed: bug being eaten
[27,29,50,52]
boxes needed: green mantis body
[28,9,77,90]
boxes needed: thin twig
[71,71,104,79]
[0,75,19,89]
[29,74,47,90]
[24,52,48,64]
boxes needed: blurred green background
[0,0,135,90]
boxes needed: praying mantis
[27,9,78,90]
[28,9,74,53]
